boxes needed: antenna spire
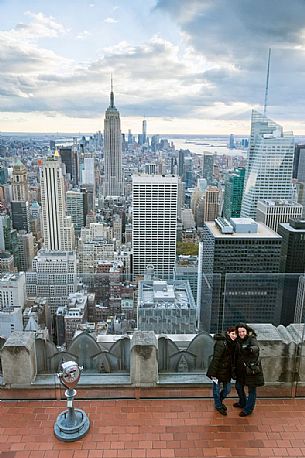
[110,74,114,108]
[263,48,271,116]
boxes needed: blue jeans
[213,381,231,409]
[235,381,256,414]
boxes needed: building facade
[11,201,30,232]
[59,146,79,186]
[132,174,178,279]
[40,156,74,250]
[278,220,305,273]
[66,190,85,236]
[0,272,26,309]
[256,199,303,232]
[138,280,196,334]
[241,110,294,219]
[278,220,305,325]
[11,160,28,202]
[202,153,214,185]
[293,144,305,182]
[223,167,245,220]
[17,232,36,272]
[103,82,123,197]
[199,217,282,332]
[26,250,77,315]
[204,186,219,222]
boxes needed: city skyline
[1,0,305,134]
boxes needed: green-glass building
[223,167,245,220]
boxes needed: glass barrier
[219,273,305,398]
[1,271,305,399]
[296,280,305,397]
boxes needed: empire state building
[103,80,123,197]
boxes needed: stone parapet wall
[1,324,305,398]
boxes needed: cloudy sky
[1,0,305,134]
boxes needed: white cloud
[1,4,305,133]
[0,11,68,77]
[76,30,91,40]
[155,0,305,126]
[104,17,118,24]
[20,11,64,39]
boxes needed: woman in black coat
[207,326,237,415]
[234,323,264,417]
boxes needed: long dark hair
[235,323,257,337]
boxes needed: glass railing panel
[3,271,305,398]
[295,274,305,397]
[196,273,222,333]
[222,273,305,398]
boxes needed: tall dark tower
[103,77,123,197]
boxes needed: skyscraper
[0,272,26,309]
[296,182,305,217]
[127,129,133,145]
[132,174,178,279]
[142,119,147,144]
[256,199,303,232]
[40,155,74,251]
[278,219,305,325]
[59,146,79,186]
[26,250,77,315]
[223,167,245,220]
[11,201,30,232]
[241,110,294,219]
[103,80,123,197]
[11,160,28,202]
[204,186,220,222]
[278,220,305,273]
[199,217,282,331]
[178,150,185,178]
[16,232,35,271]
[293,144,305,182]
[184,157,193,188]
[66,190,85,236]
[229,134,235,149]
[202,153,214,185]
[82,157,95,186]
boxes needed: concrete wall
[1,331,37,385]
[1,325,305,392]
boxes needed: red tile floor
[0,398,305,458]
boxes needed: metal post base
[54,408,90,442]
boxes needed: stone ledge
[158,373,211,384]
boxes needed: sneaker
[233,402,243,408]
[239,411,252,417]
[216,407,227,416]
[221,403,227,411]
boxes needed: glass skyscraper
[223,167,245,220]
[241,110,295,219]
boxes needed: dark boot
[216,407,227,416]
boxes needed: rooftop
[280,220,305,232]
[139,280,196,309]
[258,199,303,208]
[1,398,305,457]
[0,272,24,282]
[207,220,281,239]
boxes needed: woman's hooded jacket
[235,328,264,387]
[207,332,236,382]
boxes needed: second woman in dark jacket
[234,323,264,417]
[207,326,237,415]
